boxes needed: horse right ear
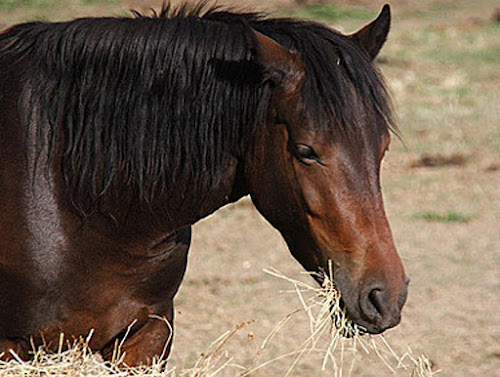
[251,30,305,92]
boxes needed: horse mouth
[313,273,367,337]
[331,296,368,338]
[329,280,404,336]
[315,272,395,337]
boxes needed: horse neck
[134,154,250,233]
[181,157,248,223]
[63,155,248,251]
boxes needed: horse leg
[116,303,175,366]
[0,337,30,361]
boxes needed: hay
[260,263,439,377]
[0,266,438,376]
[0,317,242,377]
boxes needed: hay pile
[0,329,173,377]
[0,318,241,377]
[0,265,437,376]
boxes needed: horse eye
[294,143,320,164]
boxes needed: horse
[0,3,408,365]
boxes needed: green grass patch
[79,0,116,5]
[426,48,500,64]
[282,4,374,22]
[413,210,473,223]
[0,0,113,11]
[0,0,52,10]
[490,130,500,153]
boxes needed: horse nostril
[360,286,385,323]
[368,288,384,316]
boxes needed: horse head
[247,5,408,334]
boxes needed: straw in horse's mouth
[328,294,365,338]
[333,297,367,338]
[264,266,366,339]
[318,266,367,338]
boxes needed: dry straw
[0,265,438,376]
[258,262,438,377]
[0,316,253,377]
[0,319,174,377]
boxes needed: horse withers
[0,3,408,365]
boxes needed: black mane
[248,16,396,141]
[0,3,394,213]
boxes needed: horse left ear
[251,29,305,91]
[350,4,391,60]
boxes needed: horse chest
[1,171,189,347]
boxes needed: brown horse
[0,3,408,365]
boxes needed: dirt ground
[0,0,498,376]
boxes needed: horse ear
[350,4,391,60]
[251,29,305,91]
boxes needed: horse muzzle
[339,275,410,334]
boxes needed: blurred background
[1,1,498,375]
